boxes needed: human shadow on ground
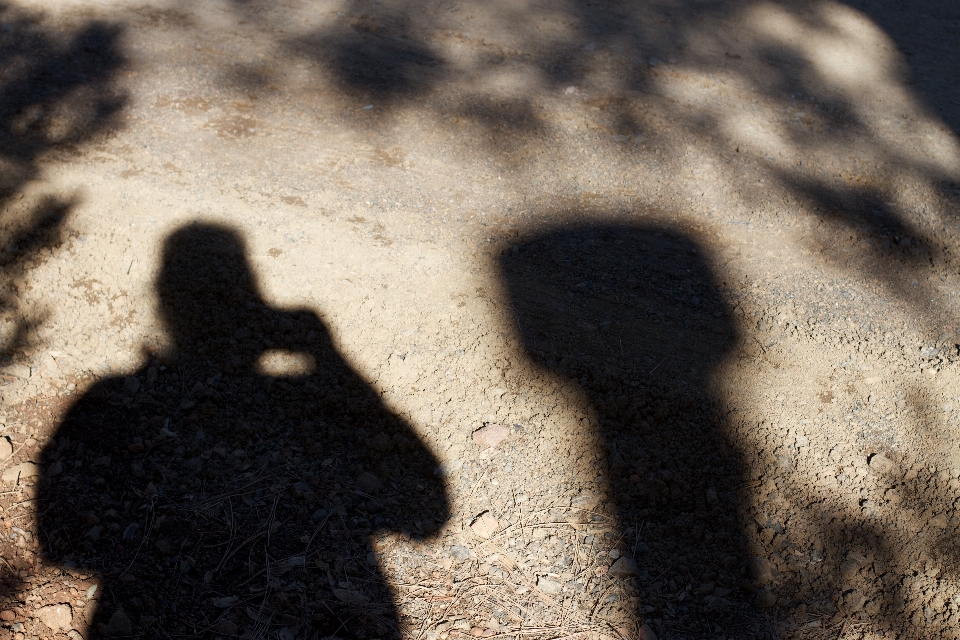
[500,223,771,638]
[38,223,448,638]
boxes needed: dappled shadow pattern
[290,11,444,104]
[0,2,125,624]
[842,0,960,136]
[38,224,449,638]
[216,0,959,319]
[501,223,770,638]
[0,2,124,360]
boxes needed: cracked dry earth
[1,0,960,639]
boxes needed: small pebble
[470,511,499,539]
[868,453,896,475]
[536,576,562,594]
[755,589,777,609]
[638,623,658,640]
[37,604,72,631]
[607,557,638,577]
[472,424,510,448]
[107,610,133,637]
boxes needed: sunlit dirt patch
[256,349,316,377]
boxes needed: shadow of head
[499,222,754,634]
[157,223,337,375]
[500,223,737,387]
[157,223,261,357]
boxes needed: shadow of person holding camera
[40,222,448,638]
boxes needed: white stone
[37,604,72,631]
[470,511,499,539]
[472,424,510,448]
[536,577,562,594]
[2,462,40,484]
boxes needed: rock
[472,424,510,448]
[795,435,809,448]
[107,609,133,636]
[608,549,620,560]
[705,487,718,506]
[844,590,867,612]
[122,377,140,396]
[2,461,40,484]
[470,512,498,539]
[637,623,658,640]
[216,620,238,635]
[434,459,462,477]
[47,461,63,477]
[332,588,369,605]
[755,589,777,609]
[929,513,949,529]
[122,523,139,541]
[608,557,638,577]
[83,601,99,624]
[291,481,314,499]
[6,363,30,379]
[356,472,383,493]
[211,596,238,608]
[368,433,392,453]
[747,556,774,585]
[0,610,15,621]
[536,577,562,594]
[868,453,896,475]
[450,546,470,562]
[37,604,72,631]
[839,560,860,581]
[0,436,11,461]
[570,490,601,510]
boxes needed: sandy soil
[0,0,959,638]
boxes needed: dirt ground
[0,0,959,638]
